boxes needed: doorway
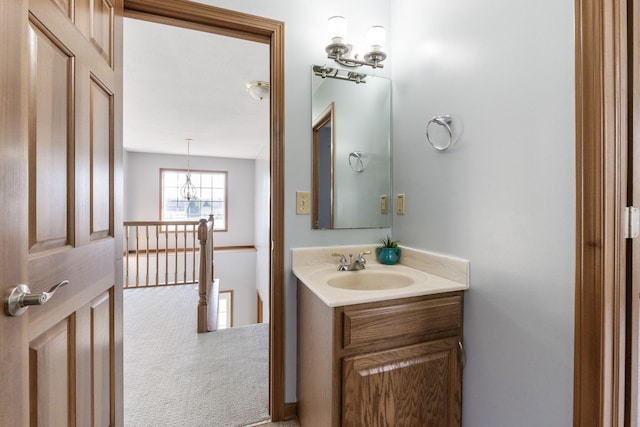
[123,0,286,420]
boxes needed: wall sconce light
[325,16,387,69]
[244,81,270,101]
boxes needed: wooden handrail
[123,220,201,226]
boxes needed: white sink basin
[325,270,414,291]
[292,246,469,306]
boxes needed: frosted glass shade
[366,25,385,51]
[327,16,347,44]
[245,81,270,101]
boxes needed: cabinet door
[342,337,462,427]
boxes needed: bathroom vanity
[293,245,469,427]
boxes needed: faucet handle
[331,252,348,263]
[332,253,349,271]
[356,250,372,260]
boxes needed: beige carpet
[124,285,270,426]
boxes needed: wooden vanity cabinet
[297,283,464,427]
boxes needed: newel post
[197,218,209,333]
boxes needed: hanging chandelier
[180,138,197,201]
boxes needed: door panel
[28,18,73,253]
[89,0,114,65]
[29,316,75,427]
[89,291,114,426]
[89,76,113,240]
[0,0,122,425]
[342,338,461,427]
[52,0,72,19]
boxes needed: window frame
[159,168,228,232]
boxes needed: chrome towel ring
[426,115,453,151]
[348,151,364,172]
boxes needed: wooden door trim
[574,0,628,425]
[629,1,640,424]
[121,0,286,420]
[0,4,30,426]
[311,102,335,230]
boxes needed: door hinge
[624,206,640,239]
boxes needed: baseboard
[284,402,297,420]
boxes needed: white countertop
[291,245,470,307]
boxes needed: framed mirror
[311,65,391,229]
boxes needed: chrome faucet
[332,251,372,271]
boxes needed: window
[160,169,227,231]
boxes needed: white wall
[196,0,392,403]
[214,249,257,326]
[390,1,575,426]
[124,150,255,247]
[195,3,576,424]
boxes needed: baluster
[135,225,140,287]
[145,225,150,286]
[155,225,160,285]
[192,224,196,284]
[174,226,178,285]
[183,224,187,284]
[125,225,130,288]
[209,215,215,281]
[164,225,168,285]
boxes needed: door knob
[4,280,69,317]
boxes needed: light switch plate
[296,191,311,215]
[380,195,388,214]
[396,194,406,215]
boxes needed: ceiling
[123,18,270,160]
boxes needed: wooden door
[342,337,462,427]
[0,0,123,425]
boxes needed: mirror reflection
[311,65,392,229]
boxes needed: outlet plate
[296,191,311,215]
[396,194,406,215]
[380,195,388,214]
